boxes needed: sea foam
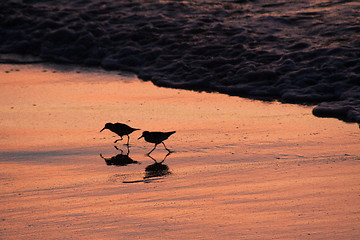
[0,0,359,123]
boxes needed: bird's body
[140,131,176,145]
[138,131,175,154]
[100,122,140,144]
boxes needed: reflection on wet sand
[100,143,172,183]
[100,145,139,166]
[121,152,172,184]
[144,152,172,179]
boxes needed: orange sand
[0,64,359,239]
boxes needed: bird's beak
[138,134,144,140]
[100,127,106,132]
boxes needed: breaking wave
[0,0,359,122]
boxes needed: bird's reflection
[100,145,139,166]
[144,152,172,179]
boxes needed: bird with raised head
[100,122,140,145]
[138,130,176,154]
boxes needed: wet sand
[1,64,359,239]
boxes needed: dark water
[0,0,359,122]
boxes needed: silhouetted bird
[138,131,176,154]
[100,122,140,145]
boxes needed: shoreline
[1,55,359,124]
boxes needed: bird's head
[100,122,112,132]
[138,131,149,140]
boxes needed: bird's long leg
[147,144,158,155]
[114,136,123,143]
[162,142,172,153]
[126,135,130,145]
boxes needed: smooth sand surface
[1,64,359,239]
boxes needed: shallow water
[0,0,359,122]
